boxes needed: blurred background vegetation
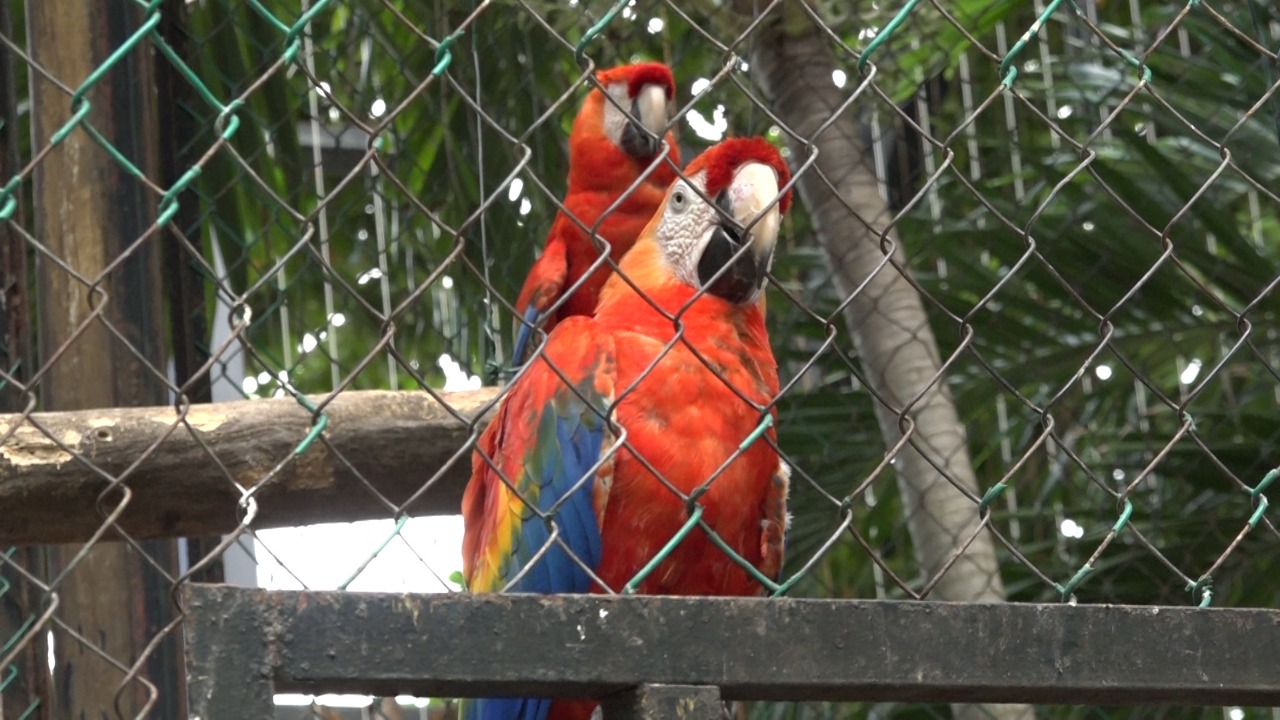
[182,0,1280,716]
[3,0,1278,717]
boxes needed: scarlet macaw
[510,62,681,366]
[462,137,793,720]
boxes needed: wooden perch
[0,389,502,544]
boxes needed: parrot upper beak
[697,162,783,306]
[620,83,669,160]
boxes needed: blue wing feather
[463,336,612,719]
[510,393,605,594]
[511,305,542,370]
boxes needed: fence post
[28,0,184,716]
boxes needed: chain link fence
[1,0,1278,717]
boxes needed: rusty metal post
[28,0,183,716]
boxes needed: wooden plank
[0,388,500,543]
[182,586,1280,708]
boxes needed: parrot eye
[669,184,691,214]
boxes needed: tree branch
[0,388,501,543]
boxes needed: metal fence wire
[1,0,1279,717]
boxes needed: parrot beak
[697,162,783,306]
[620,83,669,160]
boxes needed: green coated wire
[1054,564,1093,601]
[1187,576,1213,608]
[1251,468,1277,497]
[622,505,704,594]
[244,0,291,35]
[432,31,464,77]
[1,565,50,720]
[687,414,775,508]
[0,664,16,693]
[1110,498,1134,534]
[698,520,782,594]
[0,0,252,239]
[47,101,91,147]
[16,700,40,720]
[65,11,163,113]
[0,176,21,220]
[0,615,34,662]
[0,549,10,663]
[0,361,15,393]
[285,0,335,46]
[977,482,1008,516]
[770,571,806,597]
[338,514,411,590]
[42,6,164,182]
[632,415,779,592]
[574,0,629,64]
[1247,495,1269,530]
[1055,499,1133,601]
[998,0,1152,89]
[739,413,774,451]
[150,33,228,110]
[857,0,923,70]
[290,394,329,456]
[998,0,1067,86]
[1246,468,1276,529]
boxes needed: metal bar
[601,684,724,720]
[183,583,276,720]
[181,584,1280,707]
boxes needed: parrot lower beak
[620,84,668,160]
[697,163,783,306]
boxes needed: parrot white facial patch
[655,164,782,306]
[655,174,720,289]
[601,82,632,147]
[602,82,667,152]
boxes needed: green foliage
[178,0,1280,715]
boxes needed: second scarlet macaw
[462,137,793,720]
[510,62,681,366]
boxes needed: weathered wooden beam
[0,388,501,543]
[183,585,1280,716]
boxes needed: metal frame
[183,584,1280,718]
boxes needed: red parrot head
[642,137,792,306]
[573,62,677,165]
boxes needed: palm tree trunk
[750,7,1031,720]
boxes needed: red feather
[532,283,788,720]
[513,63,681,358]
[684,136,793,214]
[475,135,793,720]
[597,61,675,99]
